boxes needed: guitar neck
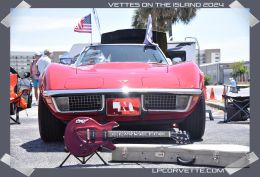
[107,130,171,139]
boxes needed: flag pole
[90,32,92,45]
[90,14,93,45]
[92,8,101,38]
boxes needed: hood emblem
[118,80,128,83]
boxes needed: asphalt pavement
[10,103,249,169]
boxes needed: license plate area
[106,98,141,116]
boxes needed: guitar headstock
[170,128,191,144]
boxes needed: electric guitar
[64,117,190,157]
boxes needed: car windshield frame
[75,44,169,66]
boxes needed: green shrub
[204,75,211,86]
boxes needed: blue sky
[11,8,249,62]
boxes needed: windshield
[75,45,168,66]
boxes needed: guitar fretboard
[107,131,171,138]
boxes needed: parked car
[38,44,205,142]
[10,67,33,122]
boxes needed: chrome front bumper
[44,88,202,113]
[43,88,202,96]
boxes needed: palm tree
[132,8,197,38]
[230,61,248,82]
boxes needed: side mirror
[166,58,173,65]
[172,57,182,64]
[23,72,30,78]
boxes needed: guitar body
[64,117,119,157]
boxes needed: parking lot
[10,104,249,168]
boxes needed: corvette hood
[63,62,180,89]
[76,62,168,74]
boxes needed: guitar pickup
[90,129,96,141]
[102,130,108,140]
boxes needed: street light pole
[185,37,200,68]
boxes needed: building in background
[10,52,34,75]
[198,49,221,64]
[11,51,66,75]
[200,61,250,85]
[52,51,67,63]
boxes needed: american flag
[74,14,92,33]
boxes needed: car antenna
[156,16,158,44]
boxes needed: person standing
[36,49,52,76]
[30,52,42,103]
[229,77,237,93]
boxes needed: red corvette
[38,44,205,142]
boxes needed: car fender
[168,61,204,89]
[40,63,76,91]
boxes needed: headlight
[176,95,190,110]
[54,97,69,111]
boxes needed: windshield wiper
[79,63,95,66]
[147,60,165,64]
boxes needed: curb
[206,101,225,111]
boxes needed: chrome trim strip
[43,88,201,96]
[141,95,192,112]
[52,95,105,113]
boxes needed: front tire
[179,93,206,140]
[38,95,65,142]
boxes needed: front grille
[143,94,176,110]
[68,95,103,111]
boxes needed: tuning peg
[183,131,187,134]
